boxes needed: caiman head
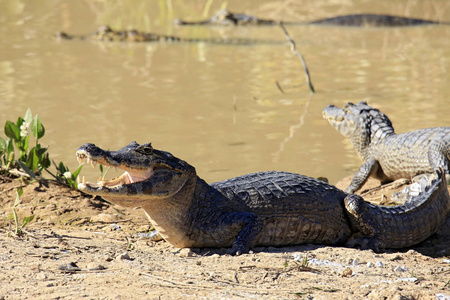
[76,142,197,207]
[323,101,394,155]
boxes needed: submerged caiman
[175,9,447,27]
[76,142,450,254]
[54,24,274,45]
[323,102,450,194]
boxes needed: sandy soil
[1,173,449,300]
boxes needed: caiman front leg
[216,212,263,255]
[346,158,384,193]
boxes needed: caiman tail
[345,169,450,251]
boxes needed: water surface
[1,0,449,184]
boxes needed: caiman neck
[350,119,395,161]
[139,175,200,247]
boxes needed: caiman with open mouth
[76,142,450,254]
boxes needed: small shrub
[0,108,82,189]
[1,108,50,174]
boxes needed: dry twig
[279,22,315,93]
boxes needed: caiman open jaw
[76,145,154,195]
[75,141,196,197]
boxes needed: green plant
[0,109,50,174]
[10,187,34,237]
[53,161,83,189]
[99,164,111,181]
[0,108,83,189]
[301,253,309,267]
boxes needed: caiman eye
[136,143,154,155]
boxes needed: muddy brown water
[1,0,449,185]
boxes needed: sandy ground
[1,173,449,300]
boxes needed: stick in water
[279,22,315,94]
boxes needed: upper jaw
[76,141,146,169]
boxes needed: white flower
[63,171,72,179]
[20,122,29,137]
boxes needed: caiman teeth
[97,173,128,187]
[75,151,151,189]
[77,173,126,189]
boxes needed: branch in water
[275,81,285,94]
[279,22,315,94]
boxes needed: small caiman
[76,142,450,254]
[175,9,447,27]
[323,101,450,193]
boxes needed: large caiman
[76,142,450,254]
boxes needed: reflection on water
[0,0,449,184]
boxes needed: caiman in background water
[323,102,450,194]
[76,142,450,254]
[175,9,447,27]
[55,11,447,43]
[54,24,277,45]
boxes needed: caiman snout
[322,105,345,122]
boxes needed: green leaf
[4,139,14,166]
[25,147,39,172]
[16,116,24,128]
[72,163,83,178]
[16,134,29,152]
[23,134,29,152]
[35,145,48,158]
[31,115,45,139]
[22,215,35,228]
[40,153,50,170]
[6,138,14,154]
[17,160,36,179]
[4,121,20,141]
[14,187,23,208]
[58,161,67,173]
[0,137,5,153]
[17,187,23,198]
[66,178,75,189]
[24,108,32,123]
